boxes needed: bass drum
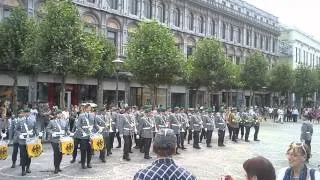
[0,141,8,160]
[90,134,104,151]
[60,137,74,155]
[26,138,43,158]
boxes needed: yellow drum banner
[60,137,74,155]
[27,139,43,158]
[0,141,8,160]
[91,134,104,151]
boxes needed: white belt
[172,124,179,126]
[123,128,130,130]
[82,126,92,128]
[306,132,310,134]
[143,127,151,130]
[206,123,212,125]
[194,124,200,126]
[112,122,115,124]
[218,123,224,124]
[158,125,166,127]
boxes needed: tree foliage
[269,63,294,95]
[293,65,317,100]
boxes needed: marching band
[0,104,263,176]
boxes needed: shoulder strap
[310,168,316,180]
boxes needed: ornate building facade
[1,0,280,108]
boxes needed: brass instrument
[108,114,114,133]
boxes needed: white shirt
[292,109,299,115]
[62,111,70,119]
[277,167,320,180]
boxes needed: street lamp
[155,73,159,107]
[112,57,124,108]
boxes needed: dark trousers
[218,130,225,146]
[200,128,206,142]
[254,126,259,140]
[99,136,111,160]
[293,115,298,122]
[305,140,311,150]
[123,135,132,158]
[187,129,193,143]
[12,142,20,163]
[206,130,213,145]
[109,132,115,148]
[80,139,92,165]
[227,124,232,139]
[176,134,181,148]
[180,132,185,148]
[140,137,145,153]
[19,145,31,172]
[51,142,62,170]
[239,125,245,138]
[116,132,121,147]
[193,131,200,147]
[143,138,152,157]
[134,133,140,147]
[245,126,251,141]
[72,138,80,160]
[232,127,238,142]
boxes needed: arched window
[83,14,99,33]
[222,23,226,39]
[107,19,120,46]
[237,28,241,43]
[109,0,118,10]
[157,3,165,23]
[230,25,234,41]
[144,0,152,19]
[130,0,138,15]
[199,16,204,33]
[187,11,194,30]
[210,19,215,36]
[172,7,180,27]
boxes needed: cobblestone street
[0,120,319,180]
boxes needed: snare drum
[90,134,104,151]
[60,137,74,155]
[0,141,8,160]
[26,138,43,158]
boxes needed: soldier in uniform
[187,109,193,144]
[238,111,246,140]
[179,108,188,150]
[15,108,39,176]
[140,109,153,159]
[109,108,117,149]
[132,106,141,149]
[10,110,23,168]
[77,104,96,169]
[252,110,260,141]
[46,110,70,174]
[117,108,133,161]
[70,114,81,163]
[202,108,214,147]
[229,108,239,143]
[94,108,111,162]
[168,107,181,154]
[154,108,167,131]
[190,110,202,149]
[244,111,253,142]
[215,112,226,147]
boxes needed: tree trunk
[11,71,18,115]
[225,91,229,107]
[230,90,233,107]
[195,88,199,109]
[150,85,156,110]
[59,75,66,109]
[252,91,255,107]
[249,89,252,107]
[97,78,104,110]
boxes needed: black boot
[11,162,16,168]
[54,169,59,174]
[70,159,76,163]
[81,164,87,169]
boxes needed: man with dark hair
[133,128,197,180]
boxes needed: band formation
[0,104,263,176]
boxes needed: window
[299,48,301,62]
[246,30,250,46]
[109,0,118,10]
[236,56,240,65]
[130,0,138,15]
[173,8,180,27]
[157,3,165,23]
[210,20,215,36]
[266,37,269,51]
[238,7,241,12]
[199,16,204,33]
[222,1,226,6]
[4,9,12,18]
[230,4,234,9]
[237,29,241,43]
[295,47,298,63]
[108,31,117,45]
[303,51,306,64]
[144,0,152,19]
[187,46,193,58]
[87,0,96,3]
[230,26,234,41]
[187,11,194,31]
[222,23,226,39]
[272,39,276,53]
[260,35,263,49]
[254,33,257,48]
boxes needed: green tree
[294,65,317,107]
[240,52,269,106]
[37,0,88,108]
[269,63,294,105]
[0,7,36,114]
[126,20,183,108]
[85,33,116,109]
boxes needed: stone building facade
[0,0,280,108]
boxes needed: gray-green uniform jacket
[179,113,188,132]
[202,114,214,131]
[14,117,38,145]
[9,117,20,143]
[110,112,118,132]
[71,118,82,139]
[95,114,109,137]
[154,114,166,130]
[117,113,133,136]
[168,113,180,134]
[77,113,96,140]
[140,116,153,139]
[46,119,70,143]
[190,114,202,132]
[214,115,226,130]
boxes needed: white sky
[245,0,320,40]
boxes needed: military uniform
[9,116,21,168]
[70,117,82,163]
[168,111,181,153]
[179,112,188,149]
[202,112,214,147]
[140,113,153,159]
[244,112,253,142]
[190,113,202,149]
[14,112,38,176]
[117,112,133,161]
[46,116,70,173]
[109,111,118,149]
[77,112,96,169]
[95,113,111,162]
[252,112,260,141]
[215,113,226,146]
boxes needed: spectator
[292,107,299,123]
[133,128,197,180]
[300,119,313,150]
[278,142,320,179]
[224,156,276,180]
